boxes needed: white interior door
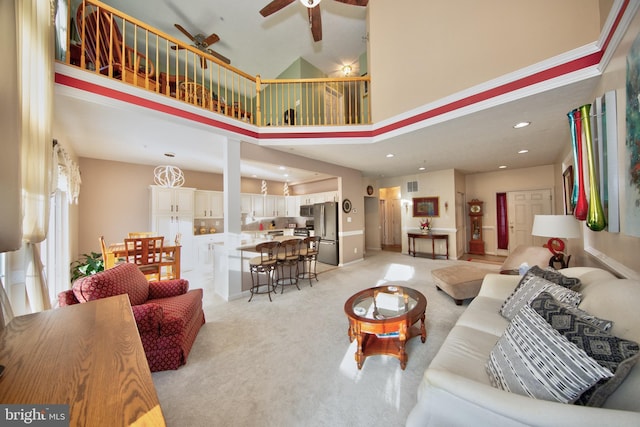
[507,189,552,252]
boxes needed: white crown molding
[597,0,640,71]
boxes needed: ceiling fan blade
[170,45,187,51]
[309,6,322,42]
[333,0,369,6]
[201,57,208,69]
[208,49,231,65]
[260,0,295,17]
[174,24,195,42]
[204,33,220,47]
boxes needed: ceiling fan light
[299,0,321,8]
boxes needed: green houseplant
[70,251,104,283]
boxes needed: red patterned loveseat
[58,262,205,372]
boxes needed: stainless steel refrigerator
[313,201,339,265]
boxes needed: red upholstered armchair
[58,262,205,372]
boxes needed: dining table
[107,243,182,280]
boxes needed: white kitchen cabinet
[300,191,338,205]
[252,195,266,217]
[241,194,253,215]
[285,196,298,216]
[151,186,194,214]
[150,186,195,272]
[194,190,223,218]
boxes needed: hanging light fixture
[299,0,321,8]
[154,165,185,188]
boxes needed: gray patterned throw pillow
[487,304,613,403]
[500,275,581,320]
[530,292,640,407]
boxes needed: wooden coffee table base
[348,314,426,370]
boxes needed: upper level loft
[55,0,371,128]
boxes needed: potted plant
[70,252,104,283]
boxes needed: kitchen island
[210,232,301,300]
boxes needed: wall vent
[407,181,418,193]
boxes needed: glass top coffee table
[344,285,427,370]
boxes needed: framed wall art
[413,197,439,217]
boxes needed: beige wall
[76,158,302,254]
[378,168,458,256]
[79,146,366,265]
[465,165,557,254]
[368,0,603,122]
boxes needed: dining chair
[123,236,164,281]
[99,235,123,270]
[179,81,213,109]
[128,231,156,238]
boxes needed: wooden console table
[407,232,449,259]
[0,295,166,426]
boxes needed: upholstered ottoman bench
[431,245,552,305]
[432,264,491,305]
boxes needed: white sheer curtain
[2,0,56,317]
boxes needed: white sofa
[406,267,640,427]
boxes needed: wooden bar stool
[248,241,280,302]
[275,239,302,293]
[298,236,321,287]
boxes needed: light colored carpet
[152,251,473,426]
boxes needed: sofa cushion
[500,275,581,320]
[527,265,582,290]
[531,292,640,407]
[487,303,613,403]
[72,262,150,306]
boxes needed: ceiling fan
[171,24,231,68]
[259,0,369,42]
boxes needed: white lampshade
[299,0,321,8]
[531,215,582,239]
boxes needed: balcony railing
[55,0,371,127]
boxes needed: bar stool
[298,236,321,287]
[248,241,280,302]
[276,239,302,293]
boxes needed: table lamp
[531,215,582,269]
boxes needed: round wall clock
[366,185,374,195]
[342,199,352,213]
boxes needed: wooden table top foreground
[0,295,165,427]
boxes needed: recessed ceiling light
[164,152,175,158]
[278,166,286,170]
[499,165,507,169]
[284,173,289,178]
[518,149,529,154]
[386,153,394,158]
[513,121,531,129]
[418,166,426,171]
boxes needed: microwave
[300,204,314,217]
